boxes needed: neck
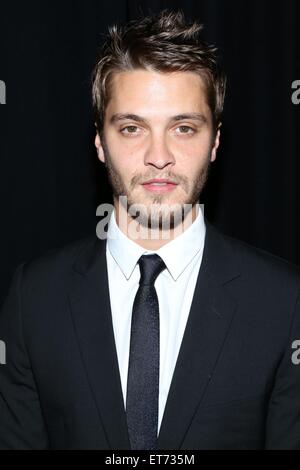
[114,200,199,250]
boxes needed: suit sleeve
[265,286,300,449]
[0,263,49,449]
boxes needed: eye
[120,125,140,135]
[175,125,195,135]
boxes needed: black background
[1,0,300,303]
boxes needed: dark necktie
[126,254,167,450]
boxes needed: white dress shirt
[106,205,206,433]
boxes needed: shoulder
[19,234,101,289]
[206,220,300,289]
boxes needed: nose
[144,133,175,169]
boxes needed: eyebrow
[109,113,208,125]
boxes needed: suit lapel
[158,220,241,449]
[68,236,131,449]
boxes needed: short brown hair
[91,9,226,134]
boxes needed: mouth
[141,179,178,193]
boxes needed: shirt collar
[106,205,206,281]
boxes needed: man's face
[95,69,220,229]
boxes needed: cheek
[175,140,211,167]
[106,136,142,166]
[113,156,139,184]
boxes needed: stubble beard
[101,139,211,230]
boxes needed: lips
[141,179,178,193]
[142,179,177,185]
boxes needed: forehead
[105,69,210,118]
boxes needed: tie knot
[138,254,166,286]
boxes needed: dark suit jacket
[0,219,300,450]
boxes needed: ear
[95,131,105,163]
[210,124,221,163]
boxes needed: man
[0,10,300,450]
